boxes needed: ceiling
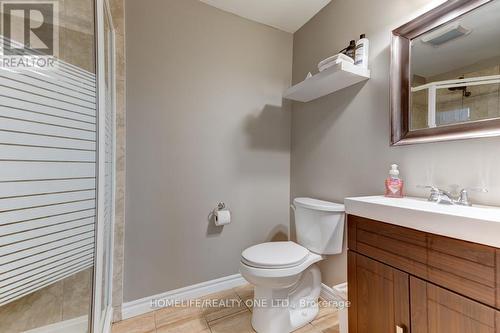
[412,0,500,78]
[199,0,332,33]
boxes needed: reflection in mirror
[410,0,500,131]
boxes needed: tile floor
[112,284,340,333]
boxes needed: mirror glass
[410,0,500,131]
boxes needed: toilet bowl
[240,198,345,333]
[240,242,323,333]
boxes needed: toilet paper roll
[214,209,231,226]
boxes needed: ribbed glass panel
[0,36,96,307]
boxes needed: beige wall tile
[115,33,126,81]
[116,79,126,127]
[0,282,64,332]
[59,27,95,73]
[0,269,93,332]
[62,268,92,320]
[110,0,125,35]
[111,0,126,321]
[61,0,95,33]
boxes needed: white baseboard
[23,316,88,333]
[320,283,347,302]
[121,273,247,320]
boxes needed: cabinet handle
[396,325,405,333]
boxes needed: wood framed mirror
[391,0,500,145]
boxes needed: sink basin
[344,196,500,247]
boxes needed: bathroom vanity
[345,196,500,333]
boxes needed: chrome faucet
[419,185,487,206]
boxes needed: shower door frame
[92,0,117,332]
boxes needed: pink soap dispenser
[385,164,404,198]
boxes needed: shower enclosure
[0,0,116,332]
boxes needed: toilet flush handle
[290,204,296,212]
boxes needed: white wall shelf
[283,61,370,102]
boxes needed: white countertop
[344,196,500,248]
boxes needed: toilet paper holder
[214,202,226,212]
[212,202,231,226]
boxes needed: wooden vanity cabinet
[347,215,500,333]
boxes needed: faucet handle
[457,188,488,206]
[417,185,441,201]
[457,189,471,206]
[459,187,488,197]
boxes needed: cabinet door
[348,251,410,333]
[410,277,500,333]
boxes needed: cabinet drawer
[348,215,500,309]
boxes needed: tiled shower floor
[111,284,340,333]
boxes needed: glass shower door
[0,0,97,332]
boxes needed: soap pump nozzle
[389,164,400,178]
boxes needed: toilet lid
[241,241,310,269]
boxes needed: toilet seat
[240,252,323,279]
[241,241,309,269]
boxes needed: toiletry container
[343,40,356,60]
[385,164,404,198]
[355,34,369,68]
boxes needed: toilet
[240,197,345,333]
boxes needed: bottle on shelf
[355,34,369,68]
[343,40,356,60]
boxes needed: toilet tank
[293,198,345,255]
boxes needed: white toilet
[240,197,345,333]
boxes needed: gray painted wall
[291,0,500,287]
[124,0,292,301]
